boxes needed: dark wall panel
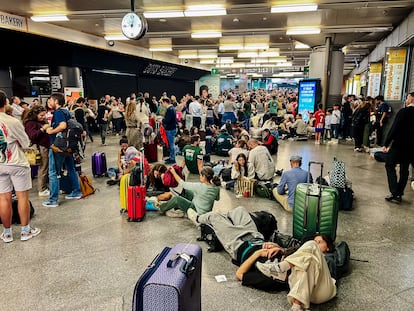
[82,69,139,100]
[138,78,194,100]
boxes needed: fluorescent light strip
[149,47,173,52]
[31,14,69,22]
[258,51,280,57]
[200,59,216,64]
[219,45,244,50]
[271,4,318,13]
[286,27,320,35]
[295,42,311,49]
[143,11,184,18]
[191,32,222,38]
[184,5,226,17]
[244,44,269,50]
[104,34,129,41]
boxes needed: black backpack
[129,165,143,186]
[249,211,278,241]
[324,241,351,280]
[51,110,84,154]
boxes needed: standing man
[189,95,203,129]
[10,96,24,120]
[382,92,414,203]
[97,97,109,146]
[162,98,177,164]
[0,90,41,242]
[42,92,82,207]
[374,95,390,146]
[273,155,311,212]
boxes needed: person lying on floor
[196,206,337,310]
[155,166,221,218]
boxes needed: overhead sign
[383,47,408,101]
[0,11,27,32]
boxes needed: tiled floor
[1,134,414,311]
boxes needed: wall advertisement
[367,63,382,97]
[383,48,408,101]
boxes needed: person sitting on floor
[231,153,255,180]
[246,139,275,181]
[261,128,278,155]
[182,134,204,175]
[146,163,169,197]
[157,166,221,219]
[107,136,129,185]
[273,155,311,213]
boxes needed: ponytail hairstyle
[200,166,221,186]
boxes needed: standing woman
[108,97,124,136]
[136,97,150,149]
[352,99,370,152]
[124,98,141,149]
[23,105,51,197]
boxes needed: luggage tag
[167,253,198,277]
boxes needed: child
[324,109,332,141]
[313,104,325,144]
[106,136,129,185]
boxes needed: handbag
[329,157,346,188]
[78,174,96,198]
[24,145,41,166]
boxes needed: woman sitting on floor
[156,166,221,219]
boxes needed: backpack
[51,110,84,154]
[255,181,275,200]
[215,132,234,156]
[249,211,278,241]
[324,241,351,280]
[162,164,185,188]
[329,157,346,188]
[220,167,232,182]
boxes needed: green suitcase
[293,162,339,241]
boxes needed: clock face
[121,12,147,40]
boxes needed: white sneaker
[21,227,41,241]
[1,231,13,243]
[255,260,287,281]
[187,208,199,226]
[38,189,50,197]
[165,209,185,218]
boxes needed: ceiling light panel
[271,4,318,13]
[184,5,226,17]
[104,34,128,40]
[286,27,321,35]
[191,31,222,38]
[31,14,69,22]
[143,11,184,18]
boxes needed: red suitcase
[127,185,146,222]
[144,143,157,163]
[127,148,147,222]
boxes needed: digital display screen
[298,80,317,122]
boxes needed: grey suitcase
[132,243,202,311]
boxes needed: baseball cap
[290,155,302,162]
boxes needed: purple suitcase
[91,151,107,177]
[132,243,202,311]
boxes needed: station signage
[0,11,27,32]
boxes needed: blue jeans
[166,129,177,163]
[48,150,81,202]
[331,124,339,139]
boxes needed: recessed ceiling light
[233,18,240,22]
[159,19,167,22]
[262,17,267,21]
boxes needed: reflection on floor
[2,134,414,311]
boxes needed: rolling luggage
[144,143,157,163]
[91,151,107,177]
[132,243,202,311]
[119,173,130,213]
[293,161,339,241]
[127,149,146,222]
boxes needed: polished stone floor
[1,133,414,311]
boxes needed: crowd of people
[1,86,414,311]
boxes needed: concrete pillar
[49,66,82,93]
[309,43,344,109]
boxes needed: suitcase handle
[304,161,324,234]
[167,253,198,277]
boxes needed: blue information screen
[298,80,317,122]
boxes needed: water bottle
[234,179,238,195]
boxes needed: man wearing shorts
[0,90,41,243]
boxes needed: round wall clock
[121,12,147,40]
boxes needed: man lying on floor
[197,206,337,311]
